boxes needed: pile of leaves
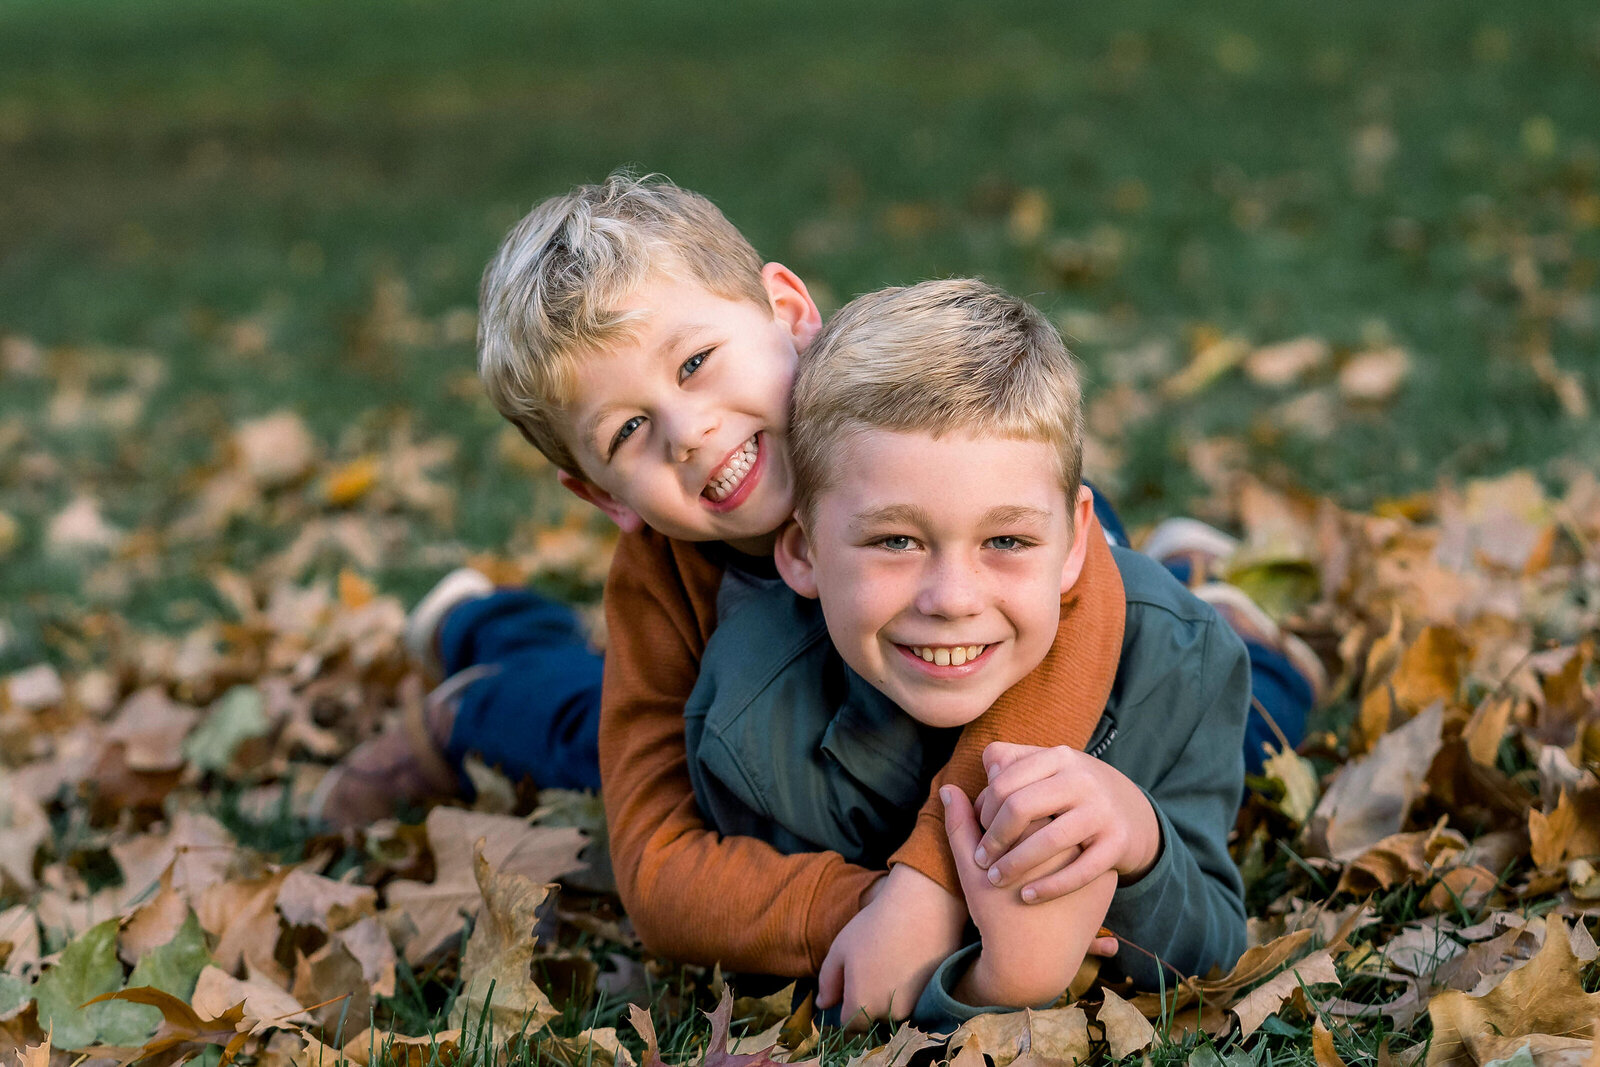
[3,348,1600,1067]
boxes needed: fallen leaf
[387,808,585,964]
[1230,948,1340,1037]
[235,412,318,490]
[1427,916,1600,1067]
[949,1007,1090,1067]
[847,1023,941,1067]
[191,965,309,1035]
[1310,702,1445,861]
[1312,1019,1348,1067]
[1338,346,1411,403]
[1245,337,1330,388]
[343,1027,461,1067]
[447,842,558,1043]
[1095,989,1154,1058]
[542,1027,634,1067]
[276,868,377,933]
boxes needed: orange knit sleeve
[887,519,1128,893]
[599,529,882,976]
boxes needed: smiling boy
[471,176,1133,1018]
[684,279,1250,1022]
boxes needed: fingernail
[987,866,1001,885]
[1022,887,1037,903]
[984,764,996,779]
[973,846,988,867]
[939,787,953,806]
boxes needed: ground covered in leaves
[2,390,1599,1067]
[5,1,1600,1064]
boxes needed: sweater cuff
[803,863,885,972]
[1105,789,1174,910]
[911,943,1060,1031]
[887,810,961,898]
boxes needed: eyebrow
[850,503,1054,530]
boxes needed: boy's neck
[720,530,779,559]
[699,535,779,577]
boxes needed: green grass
[1,5,1598,1057]
[3,0,1600,670]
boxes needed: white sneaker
[402,567,495,678]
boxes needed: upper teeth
[910,645,988,666]
[704,436,759,501]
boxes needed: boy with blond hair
[319,174,1315,1020]
[685,278,1248,1020]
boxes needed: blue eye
[985,536,1030,551]
[610,416,645,455]
[679,350,710,381]
[878,535,915,552]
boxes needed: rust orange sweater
[599,516,1126,976]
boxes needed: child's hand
[941,786,1116,1007]
[971,742,1162,903]
[816,864,965,1029]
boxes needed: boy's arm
[1093,622,1250,987]
[601,530,881,975]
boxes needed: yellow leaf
[1096,989,1154,1058]
[1312,1020,1348,1067]
[322,456,380,507]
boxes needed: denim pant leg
[436,589,604,791]
[1087,485,1310,771]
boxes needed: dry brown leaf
[118,864,191,964]
[543,1027,634,1067]
[1230,949,1340,1037]
[1472,1033,1595,1067]
[191,965,309,1035]
[201,867,291,984]
[234,412,318,490]
[11,1033,49,1067]
[1423,866,1497,914]
[342,1028,461,1067]
[1310,702,1445,861]
[1428,916,1600,1067]
[1245,337,1330,388]
[949,1007,1090,1067]
[0,783,48,894]
[1389,627,1467,717]
[291,938,370,1032]
[0,905,41,978]
[1312,1019,1348,1067]
[111,810,237,905]
[103,688,199,772]
[387,809,585,964]
[1465,694,1516,766]
[448,842,558,1043]
[276,868,377,933]
[334,916,397,998]
[1095,989,1154,1058]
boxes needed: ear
[1059,485,1097,595]
[558,470,646,534]
[773,518,820,599]
[761,262,823,350]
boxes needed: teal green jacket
[683,547,1249,1021]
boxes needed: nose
[663,403,719,464]
[915,552,984,619]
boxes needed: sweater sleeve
[1100,619,1250,989]
[600,530,882,975]
[886,522,1126,896]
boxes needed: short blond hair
[478,173,769,473]
[790,278,1084,521]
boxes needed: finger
[985,745,1077,805]
[817,953,843,1010]
[986,809,1094,886]
[981,740,1042,780]
[1020,839,1122,903]
[1087,935,1120,958]
[975,775,1083,867]
[940,786,988,894]
[974,785,992,822]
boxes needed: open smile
[701,433,764,511]
[894,641,998,675]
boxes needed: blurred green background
[2,0,1598,669]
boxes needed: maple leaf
[1427,916,1600,1067]
[948,1007,1090,1067]
[80,986,255,1067]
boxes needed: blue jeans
[442,487,1309,787]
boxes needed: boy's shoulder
[1107,545,1249,714]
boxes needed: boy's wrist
[1116,790,1163,883]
